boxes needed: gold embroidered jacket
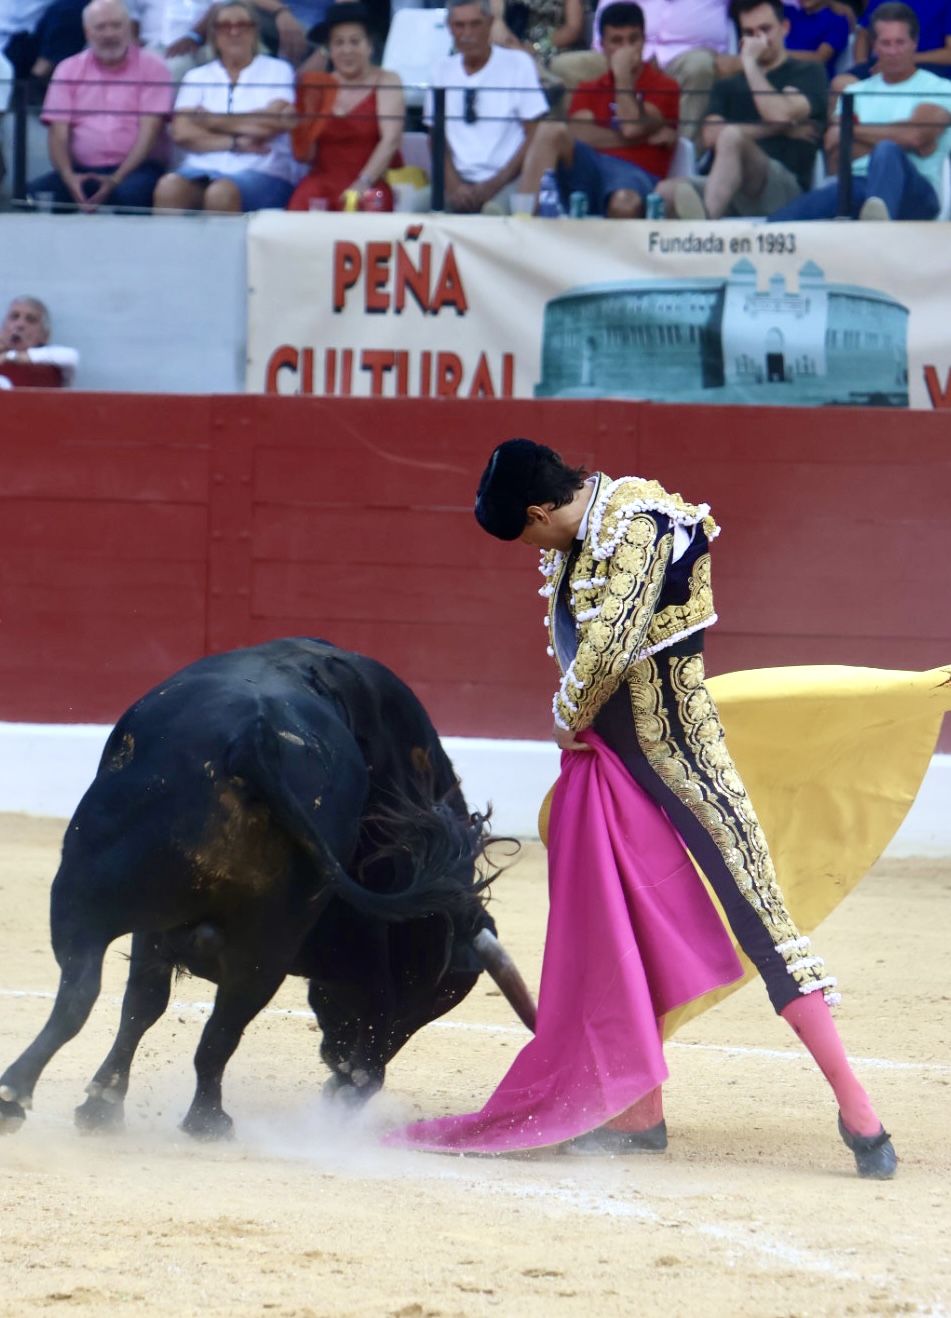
[541,473,720,731]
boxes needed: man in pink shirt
[28,0,173,211]
[550,0,733,145]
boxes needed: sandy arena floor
[0,812,949,1317]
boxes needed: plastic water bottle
[538,170,565,218]
[645,191,664,220]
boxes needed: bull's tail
[229,714,490,925]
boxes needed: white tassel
[588,478,717,561]
[775,935,811,956]
[786,955,825,974]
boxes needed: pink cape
[387,732,743,1154]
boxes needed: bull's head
[307,806,537,1102]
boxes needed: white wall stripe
[1,721,948,854]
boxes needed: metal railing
[2,75,949,217]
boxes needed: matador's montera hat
[474,438,557,541]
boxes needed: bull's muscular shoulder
[588,474,718,563]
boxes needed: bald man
[28,0,173,211]
[0,296,79,383]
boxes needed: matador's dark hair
[474,439,588,541]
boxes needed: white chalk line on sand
[425,1168,880,1286]
[3,985,950,1075]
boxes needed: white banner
[247,212,951,410]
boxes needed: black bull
[0,639,536,1139]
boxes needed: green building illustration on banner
[535,258,909,407]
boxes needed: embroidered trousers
[594,640,828,1013]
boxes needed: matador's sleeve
[553,512,673,731]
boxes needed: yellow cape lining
[536,664,951,1036]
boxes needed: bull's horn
[473,928,537,1034]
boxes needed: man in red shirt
[517,2,679,217]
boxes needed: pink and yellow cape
[389,664,950,1154]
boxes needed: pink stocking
[781,992,881,1137]
[605,1086,664,1132]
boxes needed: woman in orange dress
[288,2,405,211]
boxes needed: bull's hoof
[322,1072,378,1109]
[180,1107,235,1141]
[0,1096,27,1133]
[75,1094,125,1134]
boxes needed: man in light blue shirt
[771,0,951,219]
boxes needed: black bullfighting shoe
[563,1120,668,1155]
[838,1114,898,1179]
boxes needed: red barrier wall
[2,392,949,747]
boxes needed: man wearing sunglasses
[426,0,548,213]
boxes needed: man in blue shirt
[784,0,850,77]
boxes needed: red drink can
[359,185,390,213]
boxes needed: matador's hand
[553,723,592,751]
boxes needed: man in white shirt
[0,295,79,383]
[426,0,548,214]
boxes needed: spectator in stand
[426,0,549,214]
[518,2,679,216]
[127,0,215,80]
[0,49,11,185]
[253,0,325,68]
[153,0,300,212]
[772,2,951,218]
[288,2,403,210]
[487,0,585,94]
[0,295,79,382]
[783,0,851,78]
[255,0,394,70]
[1,0,86,89]
[852,0,951,76]
[549,0,733,148]
[658,0,827,217]
[27,0,173,211]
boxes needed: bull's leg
[308,980,386,1107]
[180,966,287,1140]
[74,932,173,1134]
[0,941,107,1133]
